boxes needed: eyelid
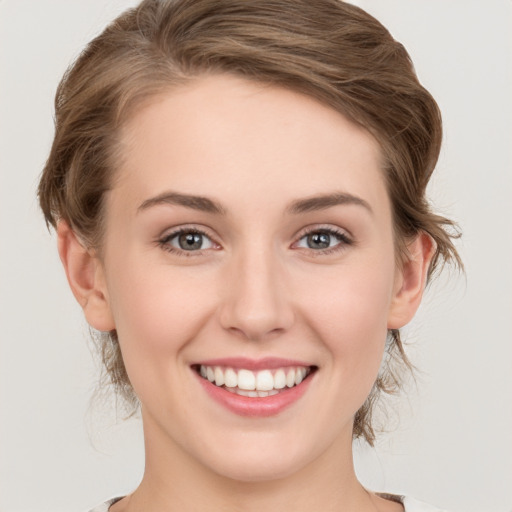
[293,223,353,241]
[157,224,222,255]
[291,224,354,255]
[155,223,353,257]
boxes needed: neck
[115,412,384,512]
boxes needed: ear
[57,220,116,332]
[387,232,436,329]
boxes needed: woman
[38,0,460,510]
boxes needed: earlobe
[57,221,115,332]
[387,232,436,329]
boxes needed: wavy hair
[39,0,461,444]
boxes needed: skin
[58,74,433,512]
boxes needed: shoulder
[89,495,449,512]
[378,493,450,512]
[88,497,124,512]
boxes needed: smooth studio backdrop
[1,1,511,511]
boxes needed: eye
[294,227,352,253]
[159,228,217,253]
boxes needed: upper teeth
[199,365,310,391]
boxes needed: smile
[192,360,317,417]
[196,365,313,397]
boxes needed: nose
[218,246,295,341]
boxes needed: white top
[89,495,449,511]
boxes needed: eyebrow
[286,192,373,215]
[137,191,226,215]
[137,190,372,216]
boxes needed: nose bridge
[219,239,293,341]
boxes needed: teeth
[238,369,256,390]
[256,370,274,391]
[286,369,296,388]
[198,364,312,394]
[224,368,237,388]
[274,369,286,389]
[214,367,224,386]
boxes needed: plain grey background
[1,1,511,511]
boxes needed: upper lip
[191,357,315,371]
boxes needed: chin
[212,458,305,483]
[197,434,319,483]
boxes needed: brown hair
[38,0,461,444]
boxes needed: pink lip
[192,357,312,371]
[192,363,316,418]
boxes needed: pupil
[308,232,330,249]
[179,233,202,250]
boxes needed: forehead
[112,74,388,217]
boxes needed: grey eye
[178,232,204,250]
[297,230,343,250]
[306,232,332,249]
[164,231,214,251]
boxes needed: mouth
[192,363,317,399]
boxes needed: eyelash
[293,226,354,256]
[157,225,353,257]
[157,227,217,256]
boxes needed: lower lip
[194,370,314,417]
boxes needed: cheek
[299,258,395,378]
[104,258,217,385]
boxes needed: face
[89,74,410,481]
